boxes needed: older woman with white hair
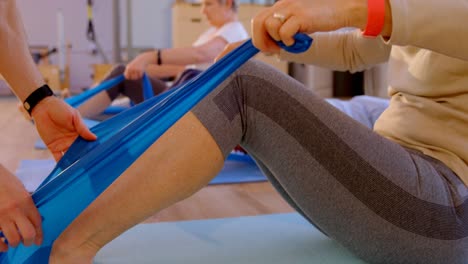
[78,0,248,119]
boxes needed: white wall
[122,0,173,49]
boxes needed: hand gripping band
[362,0,386,37]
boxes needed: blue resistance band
[65,73,155,108]
[0,34,312,263]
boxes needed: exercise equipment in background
[86,0,109,63]
[31,47,58,64]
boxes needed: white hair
[218,0,238,12]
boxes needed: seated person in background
[78,0,248,120]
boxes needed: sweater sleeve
[387,0,468,60]
[279,29,391,73]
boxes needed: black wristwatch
[23,84,54,115]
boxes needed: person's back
[375,46,468,182]
[374,8,468,182]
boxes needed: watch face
[24,102,31,111]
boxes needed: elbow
[343,48,390,73]
[344,58,370,73]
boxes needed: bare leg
[49,112,224,263]
[77,91,112,120]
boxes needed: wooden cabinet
[37,65,62,92]
[91,64,115,84]
[172,3,209,48]
[172,2,289,74]
[0,66,64,94]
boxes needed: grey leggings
[192,60,468,264]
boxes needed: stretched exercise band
[65,73,154,108]
[0,34,312,263]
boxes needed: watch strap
[23,84,54,115]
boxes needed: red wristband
[362,0,385,37]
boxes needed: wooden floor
[0,96,293,224]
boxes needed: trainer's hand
[31,96,97,161]
[0,165,42,251]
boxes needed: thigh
[192,60,468,264]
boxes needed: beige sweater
[280,0,468,184]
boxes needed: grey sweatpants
[192,60,468,264]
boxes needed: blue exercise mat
[0,35,312,263]
[211,152,266,184]
[16,153,266,192]
[94,213,365,264]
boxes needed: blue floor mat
[16,153,266,192]
[210,153,266,184]
[94,213,365,264]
